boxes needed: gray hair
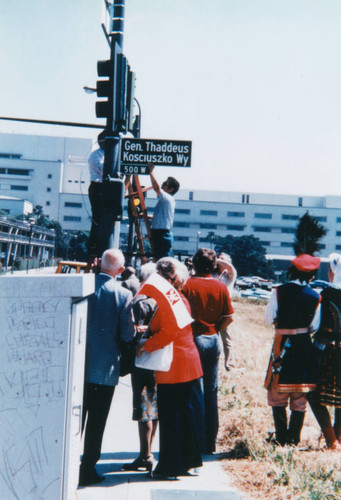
[156,257,189,289]
[101,248,125,274]
[140,262,156,282]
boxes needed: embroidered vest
[276,283,320,329]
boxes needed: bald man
[79,249,135,486]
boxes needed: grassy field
[216,297,341,500]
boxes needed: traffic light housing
[127,69,136,133]
[115,53,128,132]
[94,44,137,135]
[103,178,124,220]
[95,60,114,120]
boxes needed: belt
[194,332,217,336]
[275,328,310,335]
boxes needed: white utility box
[0,274,94,500]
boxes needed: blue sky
[1,1,341,196]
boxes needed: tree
[68,231,89,261]
[16,205,86,259]
[214,234,270,277]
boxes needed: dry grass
[216,297,341,500]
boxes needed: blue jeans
[151,229,173,260]
[193,334,221,453]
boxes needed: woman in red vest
[137,257,203,479]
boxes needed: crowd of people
[78,246,235,486]
[82,139,340,488]
[78,245,341,487]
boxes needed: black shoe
[78,468,105,487]
[122,455,154,472]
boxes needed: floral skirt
[131,367,158,422]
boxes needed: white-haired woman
[308,253,341,451]
[136,257,203,479]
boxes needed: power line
[0,116,104,129]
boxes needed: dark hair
[97,130,107,145]
[287,265,317,283]
[193,248,217,274]
[121,266,136,280]
[166,177,180,195]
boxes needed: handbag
[120,339,137,377]
[121,300,158,377]
[135,340,173,372]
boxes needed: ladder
[55,175,154,273]
[125,175,154,264]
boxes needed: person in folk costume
[264,213,325,446]
[308,253,341,451]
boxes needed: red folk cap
[291,253,320,272]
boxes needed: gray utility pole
[98,0,126,256]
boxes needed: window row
[172,210,331,223]
[173,222,306,233]
[0,168,30,176]
[64,216,81,222]
[65,202,82,208]
[171,209,341,223]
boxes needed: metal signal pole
[97,0,126,255]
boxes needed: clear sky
[1,0,341,196]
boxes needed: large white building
[145,190,340,258]
[1,132,340,260]
[0,132,93,231]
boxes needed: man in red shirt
[182,248,234,454]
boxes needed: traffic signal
[95,60,114,120]
[103,178,124,220]
[94,48,136,133]
[127,68,136,133]
[115,53,128,132]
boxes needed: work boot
[272,406,288,446]
[322,427,341,451]
[287,410,305,446]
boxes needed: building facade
[1,132,341,260]
[121,190,341,259]
[0,132,93,230]
[0,216,55,269]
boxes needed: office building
[1,132,340,261]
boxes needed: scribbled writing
[0,366,65,406]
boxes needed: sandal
[122,455,154,472]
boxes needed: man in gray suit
[79,248,135,487]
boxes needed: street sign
[120,138,192,175]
